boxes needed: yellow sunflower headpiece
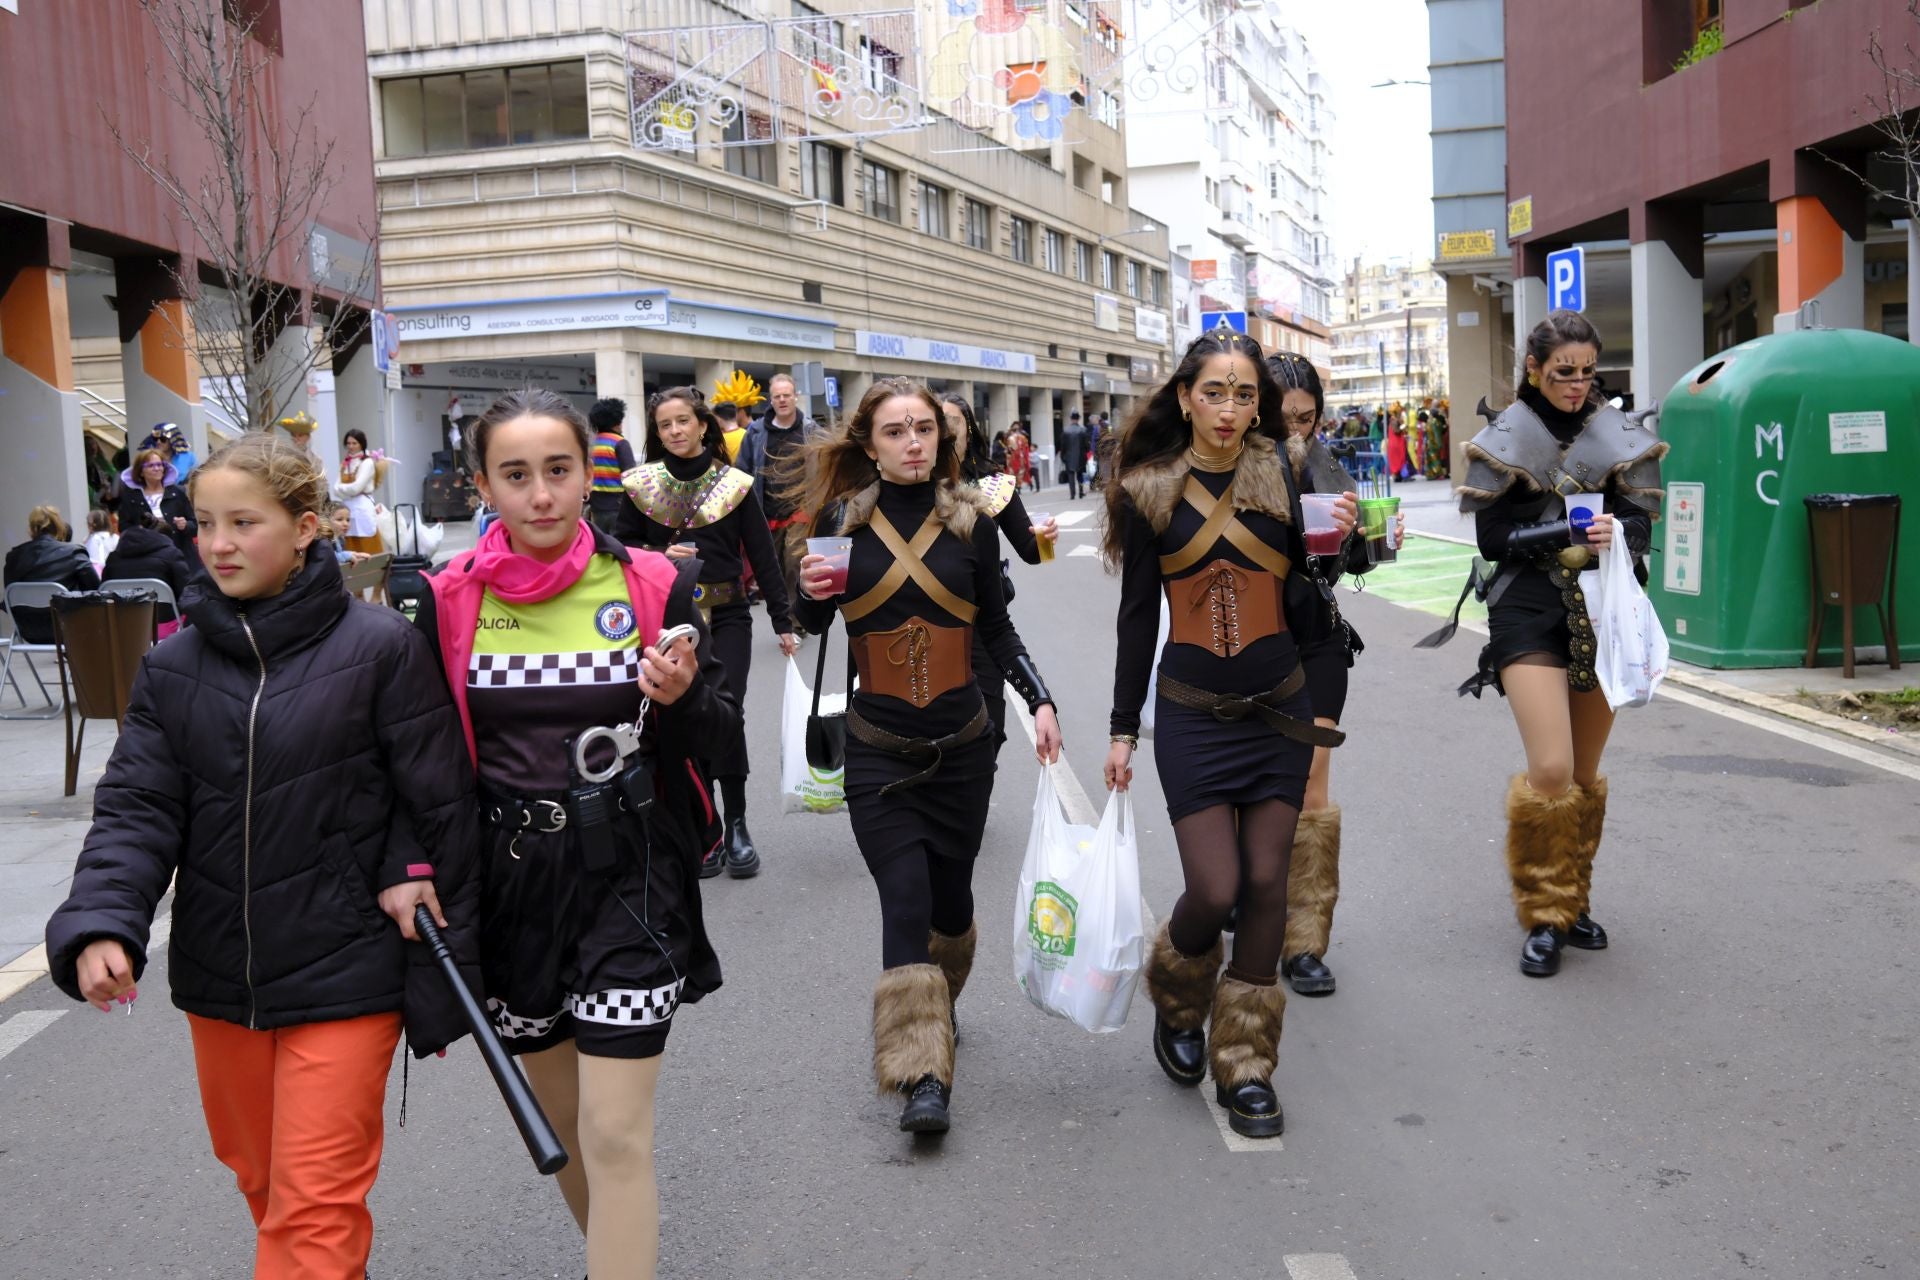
[710,370,764,410]
[278,411,318,436]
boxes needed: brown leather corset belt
[851,617,974,707]
[1166,559,1287,657]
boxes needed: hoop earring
[1181,407,1191,423]
[1526,372,1540,388]
[1250,414,1262,431]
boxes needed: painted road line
[1202,1087,1284,1152]
[1068,544,1100,557]
[1053,510,1094,527]
[1284,1254,1360,1280]
[0,1010,66,1064]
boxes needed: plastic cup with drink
[806,536,854,596]
[1300,493,1346,557]
[1031,512,1056,563]
[1359,495,1401,564]
[1565,493,1607,544]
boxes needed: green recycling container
[1649,328,1920,668]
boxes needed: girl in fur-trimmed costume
[1448,311,1664,977]
[793,377,1060,1135]
[1102,331,1349,1139]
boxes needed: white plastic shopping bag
[1140,594,1171,739]
[1593,535,1670,710]
[779,656,846,814]
[1013,771,1146,1033]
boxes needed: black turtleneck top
[1474,387,1652,563]
[617,450,794,635]
[794,479,1043,737]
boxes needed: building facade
[0,0,380,531]
[1122,0,1336,367]
[1327,259,1449,412]
[1503,0,1920,414]
[366,0,1175,476]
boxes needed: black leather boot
[898,1074,951,1133]
[725,816,761,878]
[1215,1078,1285,1138]
[1566,913,1608,950]
[1519,924,1566,976]
[1283,953,1336,996]
[1153,1017,1208,1087]
[698,839,725,879]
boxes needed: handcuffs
[562,623,699,873]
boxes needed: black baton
[413,905,569,1176]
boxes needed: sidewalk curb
[0,944,49,1004]
[1389,532,1920,770]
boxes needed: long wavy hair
[1100,329,1286,566]
[939,392,995,482]
[789,376,962,521]
[643,386,732,464]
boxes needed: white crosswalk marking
[1068,544,1099,557]
[1053,510,1095,527]
[0,1010,67,1064]
[1284,1255,1359,1280]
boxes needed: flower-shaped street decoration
[1010,88,1073,141]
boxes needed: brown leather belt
[846,701,991,795]
[1156,669,1347,748]
[691,579,743,614]
[1166,559,1287,657]
[850,617,973,708]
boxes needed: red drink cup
[1301,493,1344,556]
[807,536,853,595]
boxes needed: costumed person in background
[734,372,822,625]
[1384,407,1412,481]
[1408,407,1429,478]
[1103,330,1346,1139]
[1431,311,1663,978]
[587,399,638,535]
[619,386,799,879]
[279,412,320,463]
[709,370,762,466]
[1004,421,1031,493]
[47,432,481,1280]
[416,388,735,1280]
[794,377,1060,1135]
[1269,353,1398,997]
[116,446,198,561]
[940,392,1058,754]
[331,429,384,556]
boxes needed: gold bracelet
[1110,733,1139,747]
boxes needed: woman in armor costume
[1267,352,1384,997]
[794,377,1060,1135]
[1451,311,1665,977]
[1104,331,1345,1139]
[618,387,800,879]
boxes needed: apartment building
[1328,258,1448,411]
[366,0,1175,471]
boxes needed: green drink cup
[1360,496,1401,564]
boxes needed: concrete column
[1442,273,1499,482]
[1774,195,1866,333]
[1512,274,1548,383]
[265,321,316,431]
[594,342,648,408]
[333,344,392,504]
[0,265,87,529]
[986,382,1019,438]
[949,378,976,407]
[120,297,211,463]
[839,370,875,423]
[692,358,728,399]
[1630,238,1704,409]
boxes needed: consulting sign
[392,292,671,339]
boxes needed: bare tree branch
[1824,0,1920,220]
[103,0,379,435]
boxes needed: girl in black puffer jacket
[45,433,482,1280]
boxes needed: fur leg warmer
[1208,972,1288,1088]
[1504,775,1587,930]
[1574,777,1608,915]
[1144,921,1223,1032]
[872,964,954,1094]
[1283,806,1342,960]
[928,921,977,1007]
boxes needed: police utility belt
[480,721,656,874]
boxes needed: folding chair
[1,581,72,719]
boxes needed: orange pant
[187,1011,402,1280]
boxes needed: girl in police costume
[417,387,738,1280]
[794,376,1061,1135]
[1451,311,1664,978]
[1103,329,1345,1139]
[1268,352,1373,997]
[618,386,800,879]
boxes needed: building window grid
[918,182,950,237]
[863,159,901,222]
[1101,250,1118,291]
[801,141,845,206]
[963,197,992,250]
[1010,215,1034,264]
[381,60,589,157]
[1042,227,1065,273]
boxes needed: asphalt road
[3,492,1917,1279]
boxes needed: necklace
[1186,443,1243,473]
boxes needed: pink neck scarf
[466,519,595,604]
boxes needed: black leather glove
[1006,653,1054,714]
[1503,519,1572,557]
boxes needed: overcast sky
[1286,0,1436,271]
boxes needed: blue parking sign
[1547,247,1585,312]
[824,375,840,409]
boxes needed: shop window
[1010,216,1034,264]
[802,142,845,206]
[863,160,901,222]
[380,61,591,156]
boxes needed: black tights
[1166,799,1302,981]
[872,846,977,969]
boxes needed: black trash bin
[1802,493,1901,678]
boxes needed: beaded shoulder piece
[622,463,754,530]
[974,472,1018,518]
